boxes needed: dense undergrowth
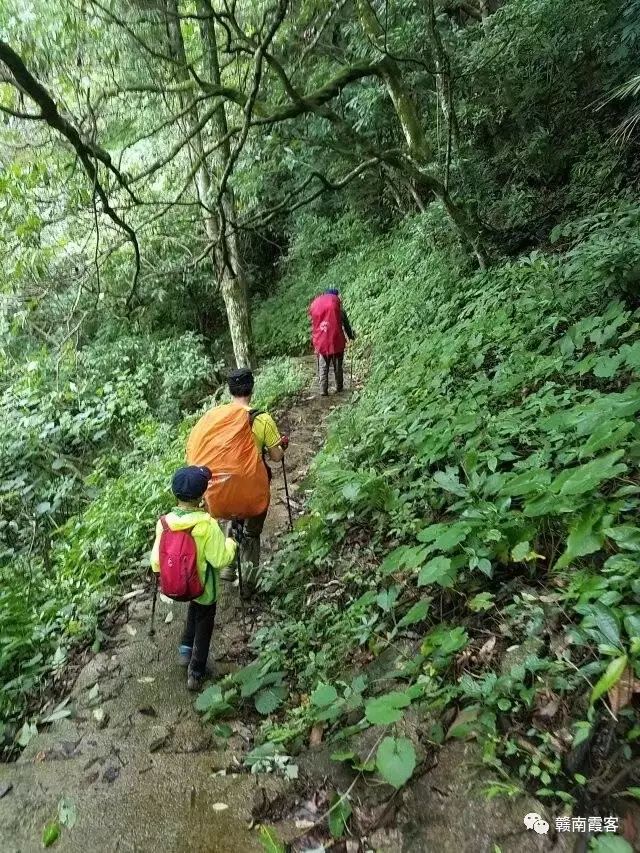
[0,352,305,743]
[246,205,640,811]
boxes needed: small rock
[137,705,157,717]
[102,766,120,784]
[369,827,403,852]
[85,772,99,785]
[149,725,170,753]
[93,708,109,729]
[0,782,13,799]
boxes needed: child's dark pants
[181,601,216,677]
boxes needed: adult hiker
[150,465,237,691]
[308,287,355,395]
[185,368,287,595]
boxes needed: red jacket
[309,293,346,356]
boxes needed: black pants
[318,352,344,394]
[180,601,216,678]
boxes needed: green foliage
[375,736,417,789]
[252,204,640,807]
[0,350,301,734]
[328,793,352,839]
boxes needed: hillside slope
[249,205,640,846]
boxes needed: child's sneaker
[178,645,192,667]
[187,672,204,692]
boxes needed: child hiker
[150,465,237,691]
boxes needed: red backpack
[157,517,205,601]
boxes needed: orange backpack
[186,403,269,519]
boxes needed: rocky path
[0,358,340,853]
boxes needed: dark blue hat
[227,367,254,396]
[325,288,340,296]
[171,466,211,501]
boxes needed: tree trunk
[356,0,484,264]
[166,0,255,367]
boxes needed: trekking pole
[236,547,248,640]
[231,520,248,640]
[281,458,294,531]
[149,572,158,637]
[350,347,354,389]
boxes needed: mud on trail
[0,358,340,853]
[1,359,569,853]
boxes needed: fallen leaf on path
[534,694,560,721]
[58,796,77,829]
[42,821,60,847]
[137,676,155,684]
[121,589,145,602]
[212,803,229,811]
[309,724,324,746]
[608,666,640,714]
[477,636,496,664]
[164,611,174,624]
[16,721,38,747]
[40,697,72,724]
[92,708,109,729]
[295,819,315,830]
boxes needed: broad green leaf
[604,525,640,552]
[375,736,416,788]
[417,522,470,552]
[16,721,37,747]
[397,599,431,627]
[468,592,494,612]
[589,836,633,853]
[592,602,622,648]
[365,691,411,725]
[42,822,60,847]
[328,793,352,838]
[376,586,399,612]
[254,686,287,715]
[557,511,604,567]
[57,797,76,829]
[195,685,223,712]
[579,420,634,458]
[418,556,456,587]
[500,469,551,498]
[552,452,626,497]
[330,750,355,762]
[311,683,338,707]
[590,654,628,704]
[511,541,530,562]
[432,469,467,496]
[258,825,285,853]
[592,353,623,378]
[342,483,360,502]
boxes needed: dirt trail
[0,358,570,853]
[0,357,342,853]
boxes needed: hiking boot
[187,672,204,692]
[178,645,192,667]
[220,565,237,582]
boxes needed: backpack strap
[160,515,169,532]
[248,408,264,427]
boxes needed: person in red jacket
[308,288,355,395]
